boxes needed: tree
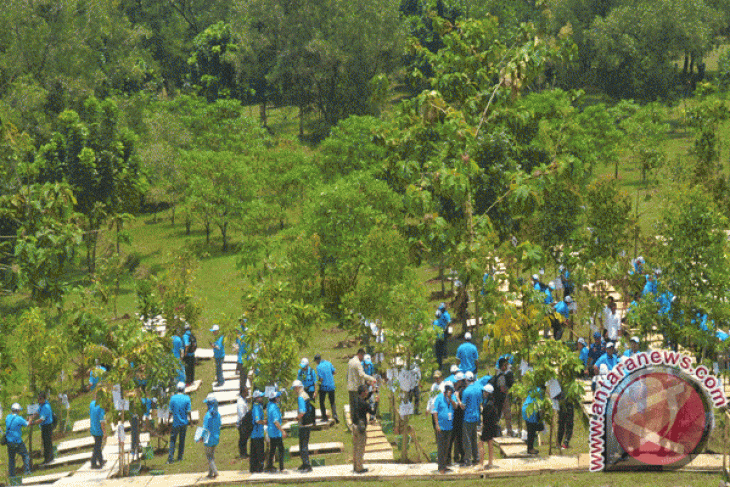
[583,178,632,260]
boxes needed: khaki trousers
[352,426,367,471]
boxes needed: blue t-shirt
[438,310,451,329]
[236,335,247,364]
[316,360,336,392]
[5,414,28,444]
[89,366,107,391]
[251,403,265,439]
[183,330,191,348]
[172,335,184,359]
[579,347,589,366]
[594,353,619,371]
[297,395,307,415]
[203,408,221,447]
[39,401,53,426]
[555,301,570,319]
[213,336,225,359]
[623,348,635,358]
[456,342,478,372]
[433,393,454,431]
[433,319,445,339]
[477,374,492,387]
[90,400,106,437]
[363,362,375,376]
[169,393,191,427]
[462,382,482,423]
[267,402,282,438]
[298,367,317,390]
[522,395,540,423]
[587,342,604,364]
[642,277,657,296]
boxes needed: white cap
[465,371,475,382]
[630,336,640,343]
[483,384,494,393]
[300,358,309,368]
[266,390,277,399]
[252,390,264,399]
[464,332,472,341]
[209,324,220,332]
[11,403,21,412]
[565,295,573,303]
[364,354,372,363]
[532,274,539,280]
[176,381,186,391]
[291,379,304,389]
[455,372,465,381]
[577,337,586,345]
[606,341,615,349]
[440,381,454,393]
[450,364,459,373]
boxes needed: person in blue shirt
[314,353,339,423]
[172,330,184,360]
[89,395,108,469]
[89,362,107,391]
[5,403,32,477]
[437,303,452,339]
[167,382,192,463]
[586,332,605,375]
[210,324,225,386]
[293,379,313,472]
[433,381,456,474]
[522,389,543,455]
[460,372,482,466]
[445,364,459,384]
[434,313,447,369]
[35,392,54,464]
[624,336,640,357]
[183,323,196,385]
[642,274,658,296]
[593,342,619,374]
[265,391,287,472]
[455,332,478,373]
[200,395,221,479]
[249,391,266,473]
[576,338,589,376]
[297,358,318,405]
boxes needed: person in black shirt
[352,385,375,474]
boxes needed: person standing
[200,395,221,479]
[89,395,107,469]
[426,371,443,440]
[183,323,197,385]
[492,358,509,427]
[347,349,374,421]
[167,382,192,463]
[576,338,589,376]
[36,392,54,464]
[455,333,478,373]
[5,403,32,478]
[172,327,186,385]
[210,324,225,387]
[449,373,466,465]
[314,354,338,423]
[623,336,640,357]
[556,393,574,450]
[297,358,317,406]
[265,391,286,472]
[236,386,252,459]
[480,384,499,469]
[292,380,313,472]
[433,312,448,369]
[586,332,605,375]
[522,390,543,455]
[593,341,619,374]
[460,372,481,467]
[433,381,456,474]
[352,384,375,474]
[249,391,266,473]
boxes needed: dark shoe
[561,443,569,450]
[334,417,340,424]
[355,468,369,474]
[301,465,313,473]
[296,464,306,471]
[166,460,175,465]
[90,465,103,470]
[527,448,539,455]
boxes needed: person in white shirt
[604,301,621,341]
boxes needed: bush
[717,48,730,90]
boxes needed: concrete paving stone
[20,471,72,485]
[57,436,95,453]
[289,442,343,456]
[363,450,394,462]
[185,380,203,394]
[498,444,534,458]
[493,436,525,446]
[41,450,93,467]
[209,391,239,404]
[146,473,204,487]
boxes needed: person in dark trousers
[183,323,196,385]
[352,384,375,474]
[556,394,574,450]
[236,386,252,458]
[433,381,456,474]
[480,384,500,469]
[265,391,287,472]
[249,390,266,473]
[167,382,192,463]
[522,390,543,455]
[448,373,466,465]
[5,403,32,478]
[292,380,313,472]
[89,393,108,469]
[314,354,339,423]
[35,392,54,464]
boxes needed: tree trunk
[299,103,305,139]
[220,221,228,252]
[185,215,192,235]
[260,101,268,129]
[205,218,210,245]
[401,414,409,461]
[171,205,176,226]
[439,261,445,297]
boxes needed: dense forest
[2,0,730,417]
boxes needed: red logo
[612,372,707,466]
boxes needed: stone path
[342,404,394,462]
